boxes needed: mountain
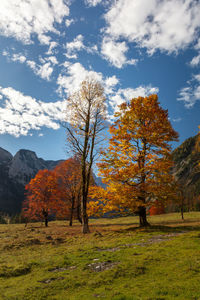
[172,135,200,194]
[92,173,107,189]
[0,148,63,215]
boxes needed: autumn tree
[65,78,106,233]
[95,94,178,226]
[23,169,57,227]
[53,157,82,226]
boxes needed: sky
[0,0,200,161]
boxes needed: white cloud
[57,62,104,95]
[62,61,71,68]
[109,86,159,113]
[2,51,27,64]
[84,0,103,7]
[65,19,75,27]
[65,35,98,59]
[65,35,85,59]
[3,49,57,81]
[46,56,58,65]
[25,59,53,81]
[105,75,119,87]
[178,75,200,108]
[37,63,53,81]
[46,41,58,55]
[194,74,200,82]
[195,39,200,50]
[65,53,78,59]
[101,37,137,68]
[2,50,8,56]
[38,34,51,45]
[11,54,26,63]
[172,117,182,122]
[104,75,119,94]
[26,60,37,71]
[104,0,200,55]
[190,54,200,67]
[0,86,66,137]
[0,0,70,44]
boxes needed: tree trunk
[181,208,184,220]
[138,206,149,227]
[82,195,90,233]
[181,199,184,220]
[45,217,48,227]
[42,209,48,227]
[82,215,89,233]
[69,197,75,226]
[77,203,82,224]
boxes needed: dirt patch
[97,247,121,252]
[48,266,76,272]
[97,232,186,252]
[26,238,41,245]
[51,237,65,245]
[38,276,64,284]
[87,260,119,272]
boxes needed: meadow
[0,212,200,300]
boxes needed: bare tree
[65,78,106,233]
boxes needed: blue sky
[0,0,200,161]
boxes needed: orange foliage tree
[23,169,57,227]
[149,202,165,216]
[92,94,178,226]
[23,158,84,227]
[52,157,82,226]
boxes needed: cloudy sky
[0,0,200,161]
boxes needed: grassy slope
[0,213,200,300]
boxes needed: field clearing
[0,212,200,300]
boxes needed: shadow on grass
[90,223,139,227]
[116,224,200,234]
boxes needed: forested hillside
[172,135,200,194]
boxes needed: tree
[95,94,178,226]
[149,201,165,216]
[65,78,106,233]
[23,169,57,227]
[53,157,82,226]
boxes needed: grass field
[0,212,200,300]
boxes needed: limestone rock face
[172,135,200,190]
[0,147,13,164]
[9,150,48,185]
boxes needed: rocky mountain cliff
[0,148,63,214]
[172,135,200,194]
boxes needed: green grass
[0,212,200,299]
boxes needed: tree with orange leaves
[93,94,178,226]
[52,157,82,226]
[23,169,57,227]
